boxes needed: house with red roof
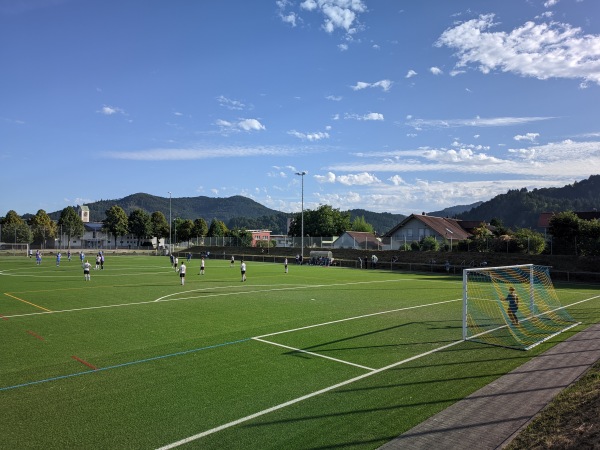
[383,213,488,250]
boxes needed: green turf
[1,254,599,449]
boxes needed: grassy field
[1,253,599,449]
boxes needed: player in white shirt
[83,260,92,281]
[240,260,247,282]
[179,262,187,285]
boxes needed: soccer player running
[200,257,205,275]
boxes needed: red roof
[384,214,476,240]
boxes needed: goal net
[0,242,30,255]
[463,264,579,350]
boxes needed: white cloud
[217,95,246,111]
[296,0,367,34]
[314,171,380,186]
[544,0,559,7]
[217,118,266,132]
[102,144,296,161]
[351,79,392,91]
[314,171,337,183]
[430,66,443,75]
[98,105,125,116]
[406,115,553,129]
[346,112,384,121]
[337,172,381,186]
[514,132,539,142]
[238,118,265,131]
[288,130,330,141]
[436,14,600,85]
[389,175,405,186]
[329,139,600,179]
[326,95,343,101]
[405,70,418,78]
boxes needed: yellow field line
[3,293,53,312]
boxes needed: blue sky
[1,0,599,218]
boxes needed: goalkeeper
[505,287,519,325]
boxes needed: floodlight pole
[168,192,172,254]
[295,171,306,263]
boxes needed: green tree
[472,222,491,252]
[207,218,228,237]
[513,228,546,254]
[29,209,57,248]
[177,219,195,246]
[58,206,84,249]
[192,218,208,241]
[1,211,33,244]
[490,218,509,236]
[150,211,169,247]
[103,206,129,248]
[229,227,253,246]
[548,211,580,255]
[351,215,374,233]
[128,209,152,246]
[288,205,351,237]
[421,236,440,251]
[579,219,600,256]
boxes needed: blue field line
[0,337,252,392]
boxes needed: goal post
[0,242,30,256]
[463,264,579,350]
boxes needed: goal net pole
[462,264,579,350]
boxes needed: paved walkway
[380,322,600,450]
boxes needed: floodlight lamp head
[295,171,306,176]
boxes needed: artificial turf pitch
[1,254,599,449]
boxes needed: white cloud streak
[406,116,554,129]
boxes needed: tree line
[2,205,597,256]
[1,204,376,249]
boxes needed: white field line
[153,279,410,302]
[256,298,460,339]
[156,293,600,449]
[1,279,409,319]
[156,338,464,450]
[252,337,376,371]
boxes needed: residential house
[383,213,476,250]
[249,229,271,247]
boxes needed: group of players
[170,254,249,286]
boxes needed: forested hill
[54,193,287,228]
[49,194,404,235]
[456,175,600,229]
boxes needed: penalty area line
[252,337,376,371]
[155,338,464,450]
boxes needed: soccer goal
[463,264,579,350]
[0,242,30,255]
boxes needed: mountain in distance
[427,202,483,218]
[47,194,403,235]
[44,174,600,235]
[49,193,289,231]
[456,175,600,229]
